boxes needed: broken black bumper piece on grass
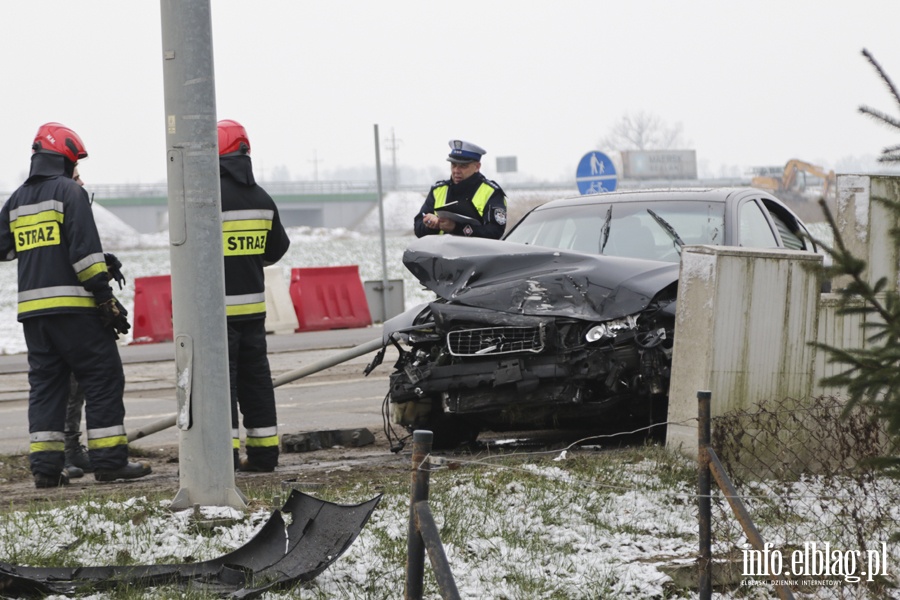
[0,490,381,598]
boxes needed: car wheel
[414,414,480,450]
[648,394,669,443]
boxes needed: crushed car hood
[404,236,680,322]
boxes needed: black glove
[105,253,126,289]
[98,297,131,338]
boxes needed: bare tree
[597,110,685,151]
[859,48,900,163]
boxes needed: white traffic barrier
[264,265,300,334]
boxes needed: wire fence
[709,395,900,595]
[396,397,900,598]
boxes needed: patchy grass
[0,442,894,599]
[0,443,706,599]
[0,452,31,485]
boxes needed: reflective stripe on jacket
[219,155,290,323]
[433,182,495,215]
[222,209,274,318]
[0,159,113,320]
[18,285,97,316]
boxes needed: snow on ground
[3,455,895,599]
[355,190,428,234]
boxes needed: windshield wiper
[647,209,685,254]
[599,205,612,254]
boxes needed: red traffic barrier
[289,266,373,332]
[131,275,173,344]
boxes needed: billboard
[496,156,518,173]
[621,150,697,180]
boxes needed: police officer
[218,119,291,473]
[0,122,151,488]
[414,140,508,239]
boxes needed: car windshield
[505,200,726,263]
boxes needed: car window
[507,211,607,252]
[739,201,779,248]
[768,211,805,250]
[504,200,726,262]
[761,201,807,251]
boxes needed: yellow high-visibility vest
[433,183,495,216]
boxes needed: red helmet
[217,119,251,156]
[32,122,88,163]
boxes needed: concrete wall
[666,174,899,455]
[666,246,823,453]
[833,175,900,292]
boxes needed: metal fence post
[698,390,712,600]
[415,501,461,600]
[406,430,433,600]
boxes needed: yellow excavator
[751,159,835,203]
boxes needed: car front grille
[447,325,545,357]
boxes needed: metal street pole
[160,0,245,509]
[373,124,389,322]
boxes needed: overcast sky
[1,1,899,192]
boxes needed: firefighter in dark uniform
[414,140,507,239]
[218,119,291,473]
[61,167,128,480]
[0,122,151,488]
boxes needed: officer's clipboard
[435,210,480,226]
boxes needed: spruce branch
[862,48,900,108]
[858,106,900,132]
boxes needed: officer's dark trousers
[24,314,129,476]
[227,318,279,469]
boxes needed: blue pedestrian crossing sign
[576,151,617,194]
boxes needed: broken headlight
[584,314,638,343]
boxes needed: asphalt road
[0,325,396,455]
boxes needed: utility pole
[308,150,324,183]
[373,124,389,321]
[384,128,401,190]
[160,0,245,509]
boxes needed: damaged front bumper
[382,300,674,432]
[364,236,681,440]
[0,490,381,598]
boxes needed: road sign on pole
[576,151,618,195]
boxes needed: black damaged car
[367,187,823,447]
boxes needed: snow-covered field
[0,189,571,355]
[2,449,895,599]
[0,193,427,356]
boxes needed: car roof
[531,187,773,210]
